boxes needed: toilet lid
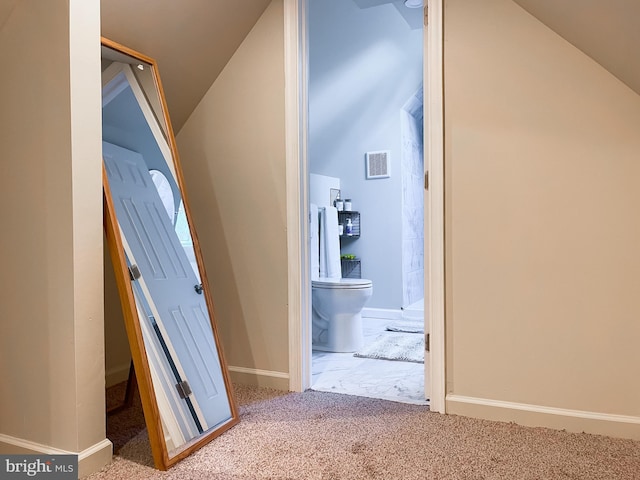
[312,278,372,289]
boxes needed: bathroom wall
[308,0,423,310]
[401,90,424,308]
[309,173,340,208]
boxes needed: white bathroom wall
[400,91,424,308]
[310,173,340,208]
[308,0,423,309]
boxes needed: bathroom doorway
[305,0,427,405]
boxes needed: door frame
[424,0,445,413]
[284,0,445,413]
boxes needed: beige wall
[444,0,640,436]
[177,0,289,388]
[104,242,131,387]
[0,0,112,474]
[99,0,640,443]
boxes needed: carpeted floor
[92,382,640,479]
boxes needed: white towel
[319,206,341,279]
[309,203,320,281]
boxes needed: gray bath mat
[386,321,424,334]
[354,332,424,363]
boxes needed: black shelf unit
[338,210,361,278]
[338,211,360,238]
[341,258,361,279]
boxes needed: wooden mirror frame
[101,37,239,470]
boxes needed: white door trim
[285,0,446,410]
[426,0,446,413]
[285,0,311,392]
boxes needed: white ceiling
[352,0,423,29]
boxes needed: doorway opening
[304,0,427,405]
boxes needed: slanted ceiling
[102,0,638,133]
[0,0,18,30]
[2,0,638,130]
[513,0,640,97]
[101,0,271,132]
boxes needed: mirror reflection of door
[101,39,238,469]
[103,142,231,440]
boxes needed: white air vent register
[365,150,390,179]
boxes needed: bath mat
[386,321,424,334]
[354,333,424,363]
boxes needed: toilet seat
[312,278,372,290]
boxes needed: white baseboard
[447,394,640,441]
[401,310,424,321]
[228,366,290,391]
[362,308,402,320]
[0,434,113,478]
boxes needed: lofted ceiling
[101,0,271,132]
[2,0,638,131]
[0,0,18,30]
[120,0,635,131]
[513,0,640,96]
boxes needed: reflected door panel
[103,141,232,433]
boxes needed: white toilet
[310,204,373,352]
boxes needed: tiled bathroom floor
[311,316,429,406]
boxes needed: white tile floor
[311,316,429,406]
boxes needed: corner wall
[444,0,640,438]
[176,0,289,389]
[0,0,112,474]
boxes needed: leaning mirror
[100,37,239,470]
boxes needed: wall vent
[365,150,390,179]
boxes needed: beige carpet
[92,382,640,479]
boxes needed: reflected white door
[103,141,232,431]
